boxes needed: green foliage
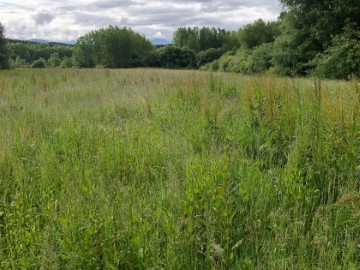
[7,41,73,65]
[31,58,46,68]
[195,48,225,67]
[210,43,274,74]
[72,37,96,68]
[271,30,307,76]
[11,56,28,68]
[60,56,73,68]
[274,0,360,76]
[173,27,233,52]
[0,22,10,69]
[47,52,61,67]
[245,43,274,73]
[73,26,154,68]
[314,27,360,79]
[146,46,195,68]
[0,69,359,268]
[238,19,280,49]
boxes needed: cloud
[32,10,55,25]
[0,0,282,42]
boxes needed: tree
[48,52,61,67]
[273,0,360,76]
[238,19,280,49]
[73,26,154,68]
[173,27,233,52]
[0,22,10,69]
[158,46,195,68]
[195,48,225,67]
[72,35,96,68]
[12,56,28,68]
[314,25,360,79]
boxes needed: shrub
[245,43,273,74]
[60,57,73,68]
[195,48,225,68]
[314,27,360,79]
[31,58,47,68]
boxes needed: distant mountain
[151,38,171,46]
[28,38,49,44]
[27,39,76,45]
[24,38,165,46]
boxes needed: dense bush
[314,27,360,79]
[195,48,225,68]
[146,46,195,69]
[60,56,73,68]
[31,58,46,68]
[0,22,9,69]
[11,56,28,68]
[245,43,274,73]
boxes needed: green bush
[245,43,273,74]
[195,48,225,67]
[60,56,73,68]
[154,46,195,69]
[31,58,47,68]
[314,28,360,79]
[11,56,28,68]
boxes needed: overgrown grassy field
[0,68,359,269]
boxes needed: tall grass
[0,69,359,269]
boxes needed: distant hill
[7,38,75,47]
[28,39,77,46]
[28,38,49,44]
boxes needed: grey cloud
[72,12,123,27]
[32,11,55,25]
[86,0,137,10]
[3,0,282,42]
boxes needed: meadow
[0,68,359,269]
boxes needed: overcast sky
[0,0,282,43]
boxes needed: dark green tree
[149,46,195,68]
[72,35,96,68]
[273,0,360,76]
[315,25,360,79]
[173,27,233,52]
[73,26,154,68]
[238,19,280,49]
[0,22,10,69]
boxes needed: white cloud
[0,0,282,43]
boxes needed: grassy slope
[0,68,359,269]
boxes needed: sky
[0,0,282,43]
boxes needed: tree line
[0,0,359,79]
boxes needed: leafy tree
[173,27,200,51]
[195,48,225,67]
[315,26,360,79]
[72,35,96,68]
[11,56,28,68]
[48,52,61,67]
[274,0,360,76]
[151,46,195,68]
[7,40,73,66]
[60,57,73,68]
[73,26,154,68]
[173,27,233,52]
[245,43,274,73]
[0,22,10,69]
[238,19,280,49]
